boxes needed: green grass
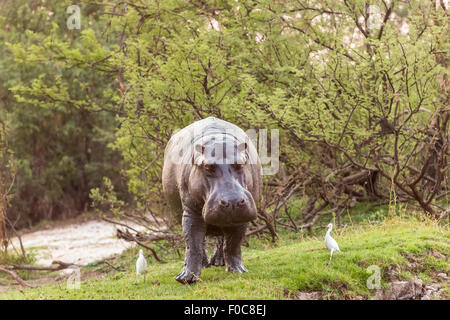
[1,214,449,300]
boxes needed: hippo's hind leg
[208,236,225,267]
[202,239,209,268]
[175,211,206,284]
[223,225,248,273]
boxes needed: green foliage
[90,177,125,216]
[85,0,448,214]
[1,0,448,222]
[0,0,129,224]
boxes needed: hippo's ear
[193,144,205,165]
[237,142,248,164]
[195,144,205,154]
[237,142,247,153]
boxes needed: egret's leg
[327,249,334,266]
[144,273,146,283]
[135,274,138,284]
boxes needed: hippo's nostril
[219,199,230,208]
[238,199,246,206]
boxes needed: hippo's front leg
[223,224,248,273]
[175,211,206,284]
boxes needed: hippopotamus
[162,117,262,284]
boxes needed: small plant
[441,281,450,299]
[90,177,125,217]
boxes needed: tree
[1,0,129,225]
[4,0,449,233]
[0,118,15,252]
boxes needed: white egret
[135,249,147,283]
[324,223,340,266]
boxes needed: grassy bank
[1,212,449,300]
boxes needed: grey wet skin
[162,117,262,284]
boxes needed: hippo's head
[188,134,258,227]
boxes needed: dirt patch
[9,220,147,268]
[372,275,449,300]
[284,289,323,300]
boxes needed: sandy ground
[9,220,147,267]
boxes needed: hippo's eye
[233,164,244,171]
[203,163,217,173]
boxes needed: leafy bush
[2,0,448,229]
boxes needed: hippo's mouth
[204,217,252,227]
[202,198,257,227]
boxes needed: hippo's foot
[175,267,200,284]
[207,236,225,267]
[225,263,248,273]
[208,251,225,267]
[202,251,210,268]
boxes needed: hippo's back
[167,117,249,151]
